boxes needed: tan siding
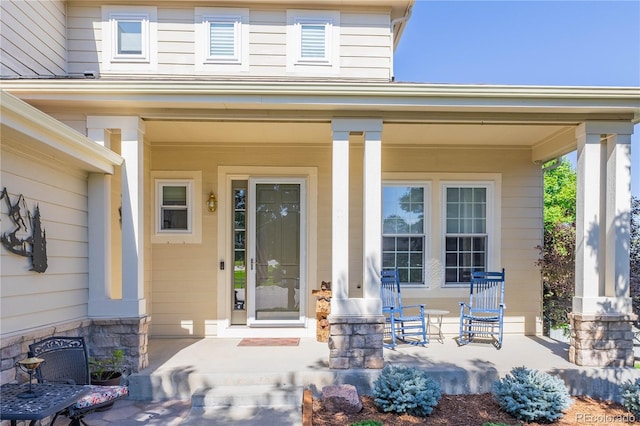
[0,148,90,335]
[64,4,392,80]
[66,5,101,76]
[1,0,66,77]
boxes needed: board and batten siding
[66,4,392,80]
[0,0,67,78]
[0,147,90,336]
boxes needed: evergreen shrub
[493,366,572,422]
[372,365,441,417]
[621,378,640,417]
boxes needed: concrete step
[182,385,304,425]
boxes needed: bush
[493,366,573,422]
[372,365,441,417]
[350,421,382,426]
[620,378,640,417]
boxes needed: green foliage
[537,223,575,332]
[631,196,640,327]
[89,348,125,381]
[543,159,576,229]
[350,421,383,426]
[620,378,640,417]
[493,366,573,422]
[373,365,441,417]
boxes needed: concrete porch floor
[78,334,639,425]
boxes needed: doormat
[238,338,300,347]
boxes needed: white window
[102,6,157,71]
[195,8,249,72]
[382,184,430,285]
[152,171,202,244]
[287,10,340,74]
[442,184,493,285]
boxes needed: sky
[393,0,640,197]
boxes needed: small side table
[423,309,449,343]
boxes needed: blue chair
[458,269,506,349]
[380,269,428,348]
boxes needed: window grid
[382,185,427,285]
[444,186,487,284]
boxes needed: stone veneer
[0,316,150,386]
[568,313,638,367]
[328,315,385,369]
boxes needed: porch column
[328,119,384,370]
[87,128,113,309]
[86,116,147,318]
[570,121,636,367]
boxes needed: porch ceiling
[145,120,572,150]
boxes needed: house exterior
[1,0,638,379]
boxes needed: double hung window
[382,185,428,285]
[444,186,488,284]
[152,172,202,244]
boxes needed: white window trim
[195,8,249,73]
[286,10,340,74]
[440,180,499,287]
[382,181,432,287]
[102,6,157,72]
[382,172,502,295]
[151,171,202,244]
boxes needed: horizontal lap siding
[340,12,390,80]
[249,10,286,75]
[1,0,66,77]
[66,5,392,80]
[0,148,90,335]
[66,5,101,76]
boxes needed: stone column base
[568,313,638,367]
[328,315,385,369]
[90,316,151,372]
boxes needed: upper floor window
[287,10,340,74]
[195,8,249,72]
[102,6,157,71]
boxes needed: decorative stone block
[322,384,362,413]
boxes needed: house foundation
[0,316,150,385]
[328,315,385,369]
[568,313,638,367]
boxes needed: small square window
[287,10,340,74]
[152,171,202,244]
[195,8,249,72]
[102,6,157,71]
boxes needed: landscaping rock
[321,384,362,413]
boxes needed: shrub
[350,421,382,426]
[620,378,640,417]
[493,366,573,422]
[372,365,441,417]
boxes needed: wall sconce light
[206,192,217,212]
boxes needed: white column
[573,122,634,315]
[331,129,350,302]
[362,129,382,309]
[605,133,632,300]
[87,116,146,317]
[120,122,146,312]
[331,119,383,316]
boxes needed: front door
[247,178,306,326]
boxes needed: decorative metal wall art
[0,187,48,273]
